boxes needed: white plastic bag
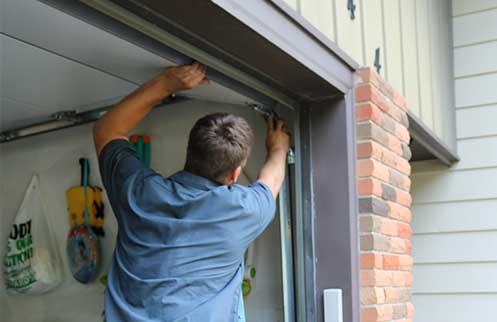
[4,175,63,294]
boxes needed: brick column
[355,68,414,322]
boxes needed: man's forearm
[257,148,287,199]
[93,78,169,155]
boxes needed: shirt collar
[170,170,223,191]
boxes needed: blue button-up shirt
[98,139,276,322]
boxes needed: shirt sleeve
[239,181,277,245]
[98,139,147,201]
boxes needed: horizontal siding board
[453,8,497,47]
[413,263,497,293]
[454,137,497,169]
[413,231,497,263]
[411,168,497,203]
[456,104,497,138]
[454,42,497,78]
[452,0,497,16]
[455,73,497,107]
[412,200,497,234]
[413,294,497,322]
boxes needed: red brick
[358,68,381,88]
[383,254,401,270]
[399,255,414,271]
[405,239,412,255]
[393,90,408,111]
[357,142,374,159]
[357,159,390,182]
[361,253,383,269]
[361,270,394,286]
[380,219,398,237]
[361,287,385,305]
[388,135,403,156]
[395,123,410,143]
[388,202,412,223]
[392,272,413,287]
[361,305,393,322]
[358,178,383,197]
[406,302,415,317]
[389,237,407,253]
[356,84,374,102]
[357,103,382,124]
[397,190,412,207]
[397,223,413,239]
[396,157,411,176]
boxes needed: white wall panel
[455,73,497,108]
[413,294,496,322]
[453,8,497,47]
[360,0,384,69]
[413,231,497,263]
[300,0,336,41]
[452,0,497,16]
[454,42,497,77]
[399,0,420,115]
[334,0,364,64]
[413,263,497,293]
[381,0,403,93]
[412,200,497,234]
[416,0,434,128]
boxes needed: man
[94,62,290,322]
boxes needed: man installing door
[93,62,290,322]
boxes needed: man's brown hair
[184,113,253,183]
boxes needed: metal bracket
[374,48,382,73]
[51,110,80,122]
[347,0,356,20]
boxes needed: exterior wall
[281,0,456,151]
[411,1,497,321]
[355,68,414,322]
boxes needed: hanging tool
[130,135,151,167]
[66,158,101,283]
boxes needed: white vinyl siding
[412,2,497,321]
[281,0,456,150]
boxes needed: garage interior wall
[0,99,287,322]
[281,0,456,152]
[411,1,497,321]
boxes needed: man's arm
[257,116,291,199]
[93,62,208,155]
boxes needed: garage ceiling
[0,0,257,132]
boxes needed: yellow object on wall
[66,186,105,236]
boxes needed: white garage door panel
[1,35,136,113]
[2,0,257,110]
[456,104,497,139]
[412,200,497,234]
[452,0,497,16]
[413,231,497,263]
[413,263,497,293]
[453,8,497,47]
[411,168,497,203]
[454,42,497,78]
[413,294,496,322]
[455,73,497,108]
[1,98,49,131]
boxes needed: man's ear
[229,166,242,184]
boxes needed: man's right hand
[266,115,291,154]
[257,115,291,199]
